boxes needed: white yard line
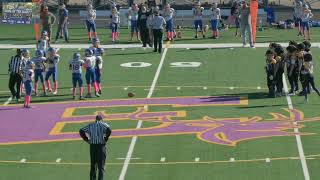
[118,46,169,180]
[4,97,12,105]
[282,74,310,180]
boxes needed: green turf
[1,27,320,180]
[1,24,320,44]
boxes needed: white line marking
[195,158,200,162]
[160,157,166,162]
[56,158,61,163]
[20,158,26,163]
[230,158,235,162]
[265,158,271,163]
[282,74,310,180]
[118,45,169,180]
[144,88,160,91]
[116,157,141,160]
[4,97,12,105]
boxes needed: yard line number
[120,62,201,68]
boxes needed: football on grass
[128,92,135,97]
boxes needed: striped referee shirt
[8,55,22,74]
[79,121,112,145]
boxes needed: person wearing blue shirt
[265,5,275,26]
[55,3,69,43]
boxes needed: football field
[1,25,320,180]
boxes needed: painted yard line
[282,74,310,180]
[0,154,319,166]
[4,96,12,105]
[118,43,169,180]
[116,158,141,160]
[56,158,62,163]
[20,158,26,163]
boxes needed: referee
[79,115,112,180]
[8,49,23,102]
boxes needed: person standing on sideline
[79,115,112,180]
[110,7,120,42]
[8,49,23,103]
[163,4,175,41]
[301,4,313,40]
[138,5,150,47]
[128,4,140,41]
[55,3,69,43]
[40,6,56,44]
[147,8,154,47]
[210,2,221,39]
[192,2,205,39]
[294,1,303,36]
[151,10,166,53]
[86,4,97,41]
[239,2,254,48]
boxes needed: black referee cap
[96,115,103,121]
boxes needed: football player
[210,3,221,39]
[128,4,140,41]
[31,50,47,96]
[163,4,175,41]
[45,47,60,94]
[84,48,100,98]
[300,53,320,102]
[37,30,49,56]
[23,61,35,108]
[192,2,205,39]
[265,49,277,98]
[91,38,104,94]
[110,7,120,42]
[69,52,85,100]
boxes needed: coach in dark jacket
[8,49,23,102]
[138,5,151,47]
[79,115,112,180]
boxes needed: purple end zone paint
[0,96,312,146]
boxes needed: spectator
[239,2,254,48]
[40,6,56,43]
[55,3,69,43]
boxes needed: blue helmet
[85,48,93,57]
[35,49,44,57]
[48,47,57,53]
[73,52,81,60]
[41,30,48,36]
[21,49,30,57]
[26,60,35,68]
[92,38,100,44]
